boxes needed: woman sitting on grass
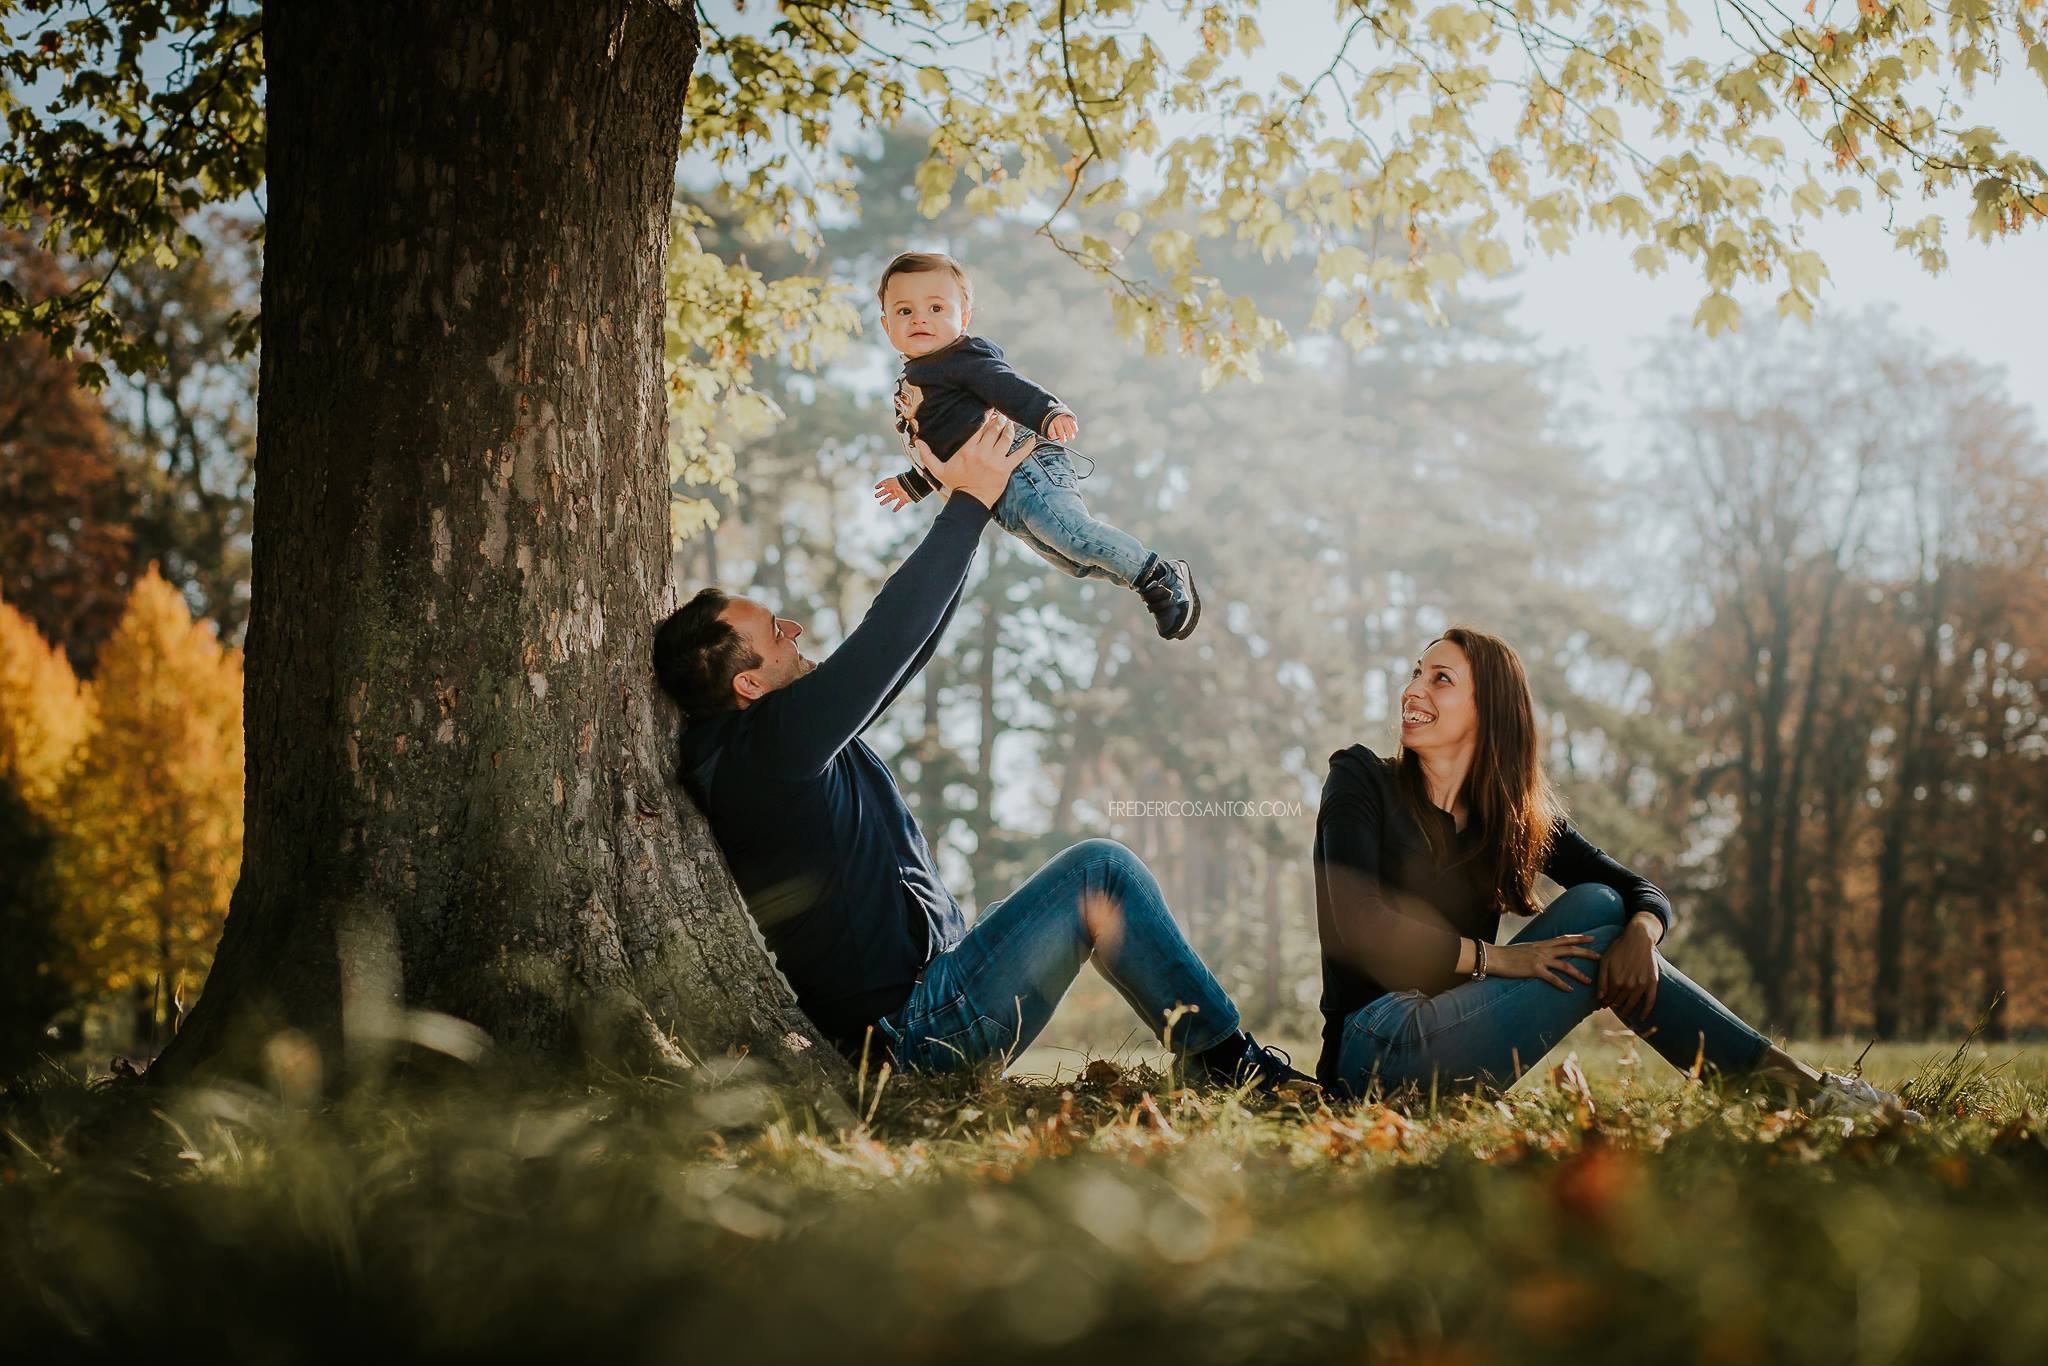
[1315,624,1913,1118]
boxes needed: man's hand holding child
[933,413,1028,510]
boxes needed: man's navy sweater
[677,495,989,1054]
[892,335,1072,501]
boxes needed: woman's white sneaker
[1813,1070,1923,1124]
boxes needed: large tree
[4,0,2044,1081]
[145,2,834,1084]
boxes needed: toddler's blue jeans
[990,438,1154,587]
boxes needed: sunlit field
[5,1028,2043,1365]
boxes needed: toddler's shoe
[1135,555,1201,640]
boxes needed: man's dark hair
[653,588,761,723]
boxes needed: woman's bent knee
[1546,882,1626,929]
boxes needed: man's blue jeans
[873,839,1241,1073]
[991,441,1154,587]
[1333,883,1774,1097]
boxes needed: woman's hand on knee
[1596,915,1662,1019]
[1490,935,1600,992]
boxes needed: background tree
[1640,317,1882,1028]
[2,225,258,662]
[1643,318,2048,1039]
[0,594,90,1069]
[101,212,260,643]
[1865,365,2047,1038]
[0,233,136,671]
[54,565,241,1043]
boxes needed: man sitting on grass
[654,414,1306,1091]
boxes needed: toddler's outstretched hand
[875,477,913,513]
[1045,412,1079,443]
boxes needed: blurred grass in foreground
[3,1032,2045,1365]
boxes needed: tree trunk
[1767,554,1851,1031]
[1873,577,1944,1039]
[1050,619,1121,838]
[1812,701,1855,1040]
[1260,840,1283,1029]
[1983,913,2009,1043]
[1746,587,1794,1024]
[970,586,1001,901]
[154,1,840,1090]
[915,656,946,830]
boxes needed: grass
[2,1031,2045,1365]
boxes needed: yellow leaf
[1692,291,1741,337]
[1775,288,1813,322]
[1315,245,1370,283]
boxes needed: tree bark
[970,585,1001,901]
[1978,646,2012,1042]
[1744,581,1794,1022]
[1259,838,1283,1029]
[154,1,841,1090]
[1873,575,1945,1040]
[1811,681,1858,1039]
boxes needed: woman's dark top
[1313,744,1675,1086]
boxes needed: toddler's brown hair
[877,251,973,312]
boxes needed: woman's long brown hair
[1394,625,1564,917]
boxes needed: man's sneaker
[1193,1031,1318,1097]
[1813,1070,1924,1124]
[1134,556,1201,640]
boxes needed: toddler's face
[881,269,969,358]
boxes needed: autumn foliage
[0,231,137,673]
[0,594,91,1068]
[52,565,243,1028]
[0,568,243,1048]
[0,593,90,815]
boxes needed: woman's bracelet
[1469,937,1488,981]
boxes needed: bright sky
[696,1,2046,465]
[1239,7,2048,468]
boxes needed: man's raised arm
[747,415,1028,776]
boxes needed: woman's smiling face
[1399,638,1479,756]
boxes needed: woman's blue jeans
[874,839,1242,1073]
[1333,883,1773,1097]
